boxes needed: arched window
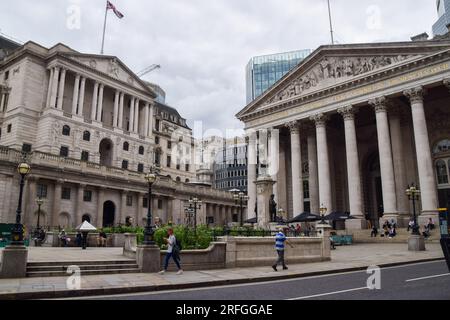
[83,131,91,141]
[62,125,71,136]
[123,142,129,151]
[139,146,144,155]
[185,179,190,183]
[433,139,450,155]
[176,177,181,182]
[436,160,449,185]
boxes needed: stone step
[26,268,141,278]
[27,260,135,267]
[27,263,139,272]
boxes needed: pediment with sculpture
[263,54,418,106]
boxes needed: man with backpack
[159,228,183,275]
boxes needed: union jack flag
[107,1,124,19]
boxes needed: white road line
[405,273,450,283]
[287,287,369,300]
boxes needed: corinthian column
[72,74,80,115]
[134,99,140,133]
[307,127,319,214]
[369,97,398,220]
[96,84,104,122]
[91,82,99,120]
[310,113,333,214]
[78,77,86,117]
[268,128,280,202]
[247,132,257,219]
[286,121,304,215]
[129,97,135,132]
[56,68,66,110]
[113,90,120,127]
[404,87,438,223]
[118,92,124,129]
[338,106,365,229]
[49,67,60,108]
[144,102,150,136]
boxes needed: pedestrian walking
[159,228,183,275]
[272,227,294,272]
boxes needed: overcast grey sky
[0,0,437,134]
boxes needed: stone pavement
[0,243,445,299]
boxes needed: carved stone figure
[269,194,277,222]
[108,58,120,78]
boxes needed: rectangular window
[137,163,144,173]
[4,71,9,81]
[83,190,92,202]
[37,184,48,198]
[155,119,160,132]
[7,124,11,133]
[22,143,32,153]
[185,164,190,172]
[60,146,69,157]
[167,141,172,149]
[81,151,89,162]
[166,156,171,168]
[158,199,163,209]
[126,195,133,206]
[61,187,71,200]
[143,197,148,208]
[122,160,129,170]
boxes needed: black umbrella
[324,212,355,221]
[287,212,321,223]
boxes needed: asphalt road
[78,261,450,300]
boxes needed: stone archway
[99,138,114,167]
[102,201,115,227]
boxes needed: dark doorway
[438,189,450,210]
[99,139,113,167]
[103,201,115,227]
[365,152,383,227]
[81,214,91,223]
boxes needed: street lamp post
[35,197,44,231]
[11,162,31,245]
[406,184,421,236]
[233,191,249,227]
[319,204,328,225]
[143,168,158,245]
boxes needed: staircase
[26,260,140,278]
[336,228,441,244]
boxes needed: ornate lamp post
[11,162,31,245]
[35,197,44,231]
[406,184,421,235]
[233,191,249,227]
[143,169,158,245]
[319,204,328,225]
[188,197,202,232]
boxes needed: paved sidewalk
[0,243,445,299]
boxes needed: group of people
[57,229,108,247]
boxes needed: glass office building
[246,49,312,104]
[433,0,450,36]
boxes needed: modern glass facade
[433,0,450,36]
[214,140,248,192]
[246,49,312,104]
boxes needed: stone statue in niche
[269,194,277,223]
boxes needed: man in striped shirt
[272,227,294,271]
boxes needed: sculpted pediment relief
[65,55,150,93]
[261,54,419,107]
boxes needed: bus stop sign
[438,208,450,272]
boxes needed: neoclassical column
[338,106,364,227]
[286,121,304,215]
[76,184,85,225]
[78,77,86,117]
[113,90,120,127]
[56,68,66,110]
[246,132,258,219]
[52,181,62,227]
[369,97,398,216]
[134,99,140,133]
[96,84,105,122]
[404,87,438,218]
[97,188,105,227]
[310,113,333,213]
[91,82,99,120]
[120,191,127,225]
[137,193,144,226]
[49,67,60,108]
[129,97,135,132]
[306,127,319,215]
[46,68,54,108]
[148,102,154,136]
[268,128,280,202]
[389,105,409,221]
[118,92,124,129]
[144,102,150,136]
[72,74,81,115]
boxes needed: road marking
[287,287,369,300]
[55,260,444,300]
[405,273,450,283]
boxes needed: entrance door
[102,201,115,227]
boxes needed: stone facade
[237,39,450,229]
[0,41,238,229]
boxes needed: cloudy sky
[0,0,438,135]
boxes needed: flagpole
[100,1,109,54]
[327,0,335,45]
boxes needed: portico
[238,40,450,229]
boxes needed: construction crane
[136,64,161,77]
